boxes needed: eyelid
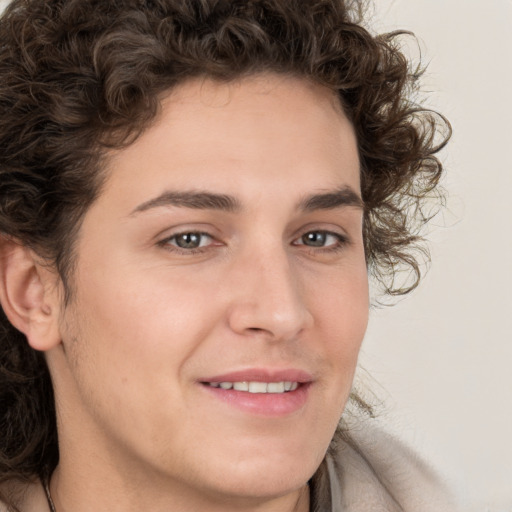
[291,228,350,252]
[293,230,342,243]
[157,229,221,254]
[293,224,348,240]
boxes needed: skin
[2,74,369,512]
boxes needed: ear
[0,237,61,351]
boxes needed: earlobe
[0,237,61,351]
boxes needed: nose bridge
[227,241,313,340]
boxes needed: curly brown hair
[0,0,450,506]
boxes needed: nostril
[247,327,264,332]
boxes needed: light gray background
[0,0,510,510]
[360,1,512,510]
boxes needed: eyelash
[158,229,349,255]
[157,231,215,255]
[293,230,349,253]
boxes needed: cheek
[59,266,222,442]
[317,264,369,373]
[318,260,369,326]
[66,261,225,390]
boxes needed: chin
[196,440,324,501]
[206,466,312,503]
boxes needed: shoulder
[329,422,459,512]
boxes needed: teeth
[267,382,285,393]
[248,382,268,393]
[207,381,299,393]
[233,381,249,391]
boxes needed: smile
[205,381,299,393]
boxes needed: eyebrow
[130,186,363,216]
[131,191,241,215]
[298,186,364,212]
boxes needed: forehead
[101,74,360,209]
[157,74,353,160]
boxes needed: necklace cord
[42,476,57,512]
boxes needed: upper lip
[199,368,314,384]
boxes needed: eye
[163,232,214,250]
[293,230,346,249]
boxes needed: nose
[226,248,313,341]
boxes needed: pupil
[177,233,200,248]
[304,232,325,247]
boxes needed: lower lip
[200,383,311,417]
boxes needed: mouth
[202,381,299,393]
[198,369,312,416]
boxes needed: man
[0,1,453,511]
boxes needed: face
[50,75,369,508]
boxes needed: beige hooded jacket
[312,424,458,512]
